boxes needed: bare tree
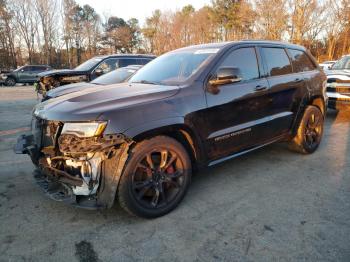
[254,0,289,40]
[10,0,39,64]
[34,0,59,65]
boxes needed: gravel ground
[0,86,349,262]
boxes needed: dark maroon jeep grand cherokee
[16,41,327,218]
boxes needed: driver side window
[218,48,260,81]
[96,58,119,73]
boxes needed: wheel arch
[291,95,326,137]
[309,96,326,116]
[128,123,206,169]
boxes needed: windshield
[75,57,103,71]
[91,68,137,85]
[129,49,218,86]
[331,56,350,70]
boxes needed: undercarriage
[15,117,132,209]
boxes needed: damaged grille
[31,117,61,149]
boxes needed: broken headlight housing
[61,122,107,138]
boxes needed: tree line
[0,0,349,70]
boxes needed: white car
[325,55,350,109]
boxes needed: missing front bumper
[14,132,132,209]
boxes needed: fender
[123,116,207,166]
[123,116,186,138]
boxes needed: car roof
[23,65,51,67]
[178,40,306,52]
[94,54,156,59]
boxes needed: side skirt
[208,134,287,167]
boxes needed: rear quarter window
[288,49,316,72]
[261,47,293,77]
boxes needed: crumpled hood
[33,83,180,121]
[46,82,95,98]
[38,69,88,78]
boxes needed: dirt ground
[0,86,350,262]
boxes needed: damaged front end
[36,74,89,96]
[15,117,132,209]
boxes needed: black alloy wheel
[289,105,324,154]
[131,148,184,209]
[304,112,323,149]
[118,136,191,218]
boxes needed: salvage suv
[36,54,155,93]
[15,41,327,218]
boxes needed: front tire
[5,77,16,86]
[118,136,192,218]
[289,105,324,154]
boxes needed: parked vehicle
[15,41,327,218]
[4,65,51,86]
[319,60,336,70]
[325,55,350,110]
[43,65,142,101]
[36,54,155,93]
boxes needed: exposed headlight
[1,74,7,80]
[61,122,107,137]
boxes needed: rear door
[259,46,305,136]
[204,46,273,160]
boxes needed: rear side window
[262,47,292,76]
[218,47,259,81]
[288,49,316,72]
[119,58,139,67]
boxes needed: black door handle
[294,78,303,83]
[255,85,268,91]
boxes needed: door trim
[207,111,293,140]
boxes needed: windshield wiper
[132,80,160,85]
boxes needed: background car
[4,65,51,86]
[325,55,350,109]
[36,54,155,93]
[43,65,142,101]
[319,60,336,70]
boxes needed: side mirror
[207,67,242,94]
[209,67,242,86]
[95,68,103,76]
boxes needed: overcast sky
[76,0,212,25]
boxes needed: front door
[204,46,274,160]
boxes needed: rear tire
[118,136,192,218]
[289,105,324,154]
[5,77,16,86]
